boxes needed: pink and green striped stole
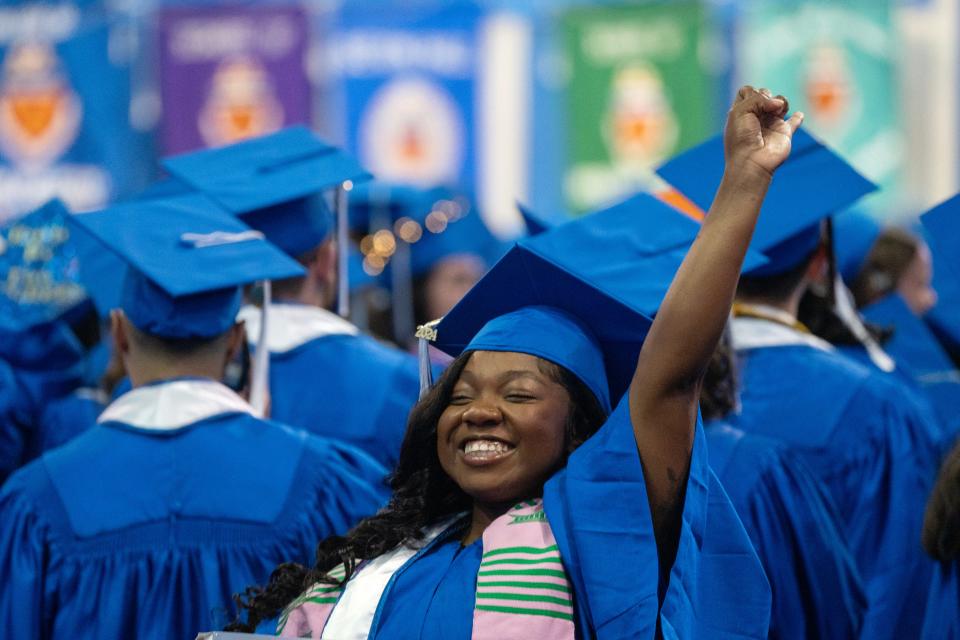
[278,499,575,639]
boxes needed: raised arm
[629,87,803,575]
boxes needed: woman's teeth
[463,440,513,459]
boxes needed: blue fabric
[862,294,960,447]
[435,247,653,408]
[656,128,877,275]
[0,359,30,486]
[374,533,480,640]
[921,560,960,640]
[67,193,304,339]
[467,306,611,413]
[706,421,866,639]
[544,395,771,639]
[833,209,882,283]
[733,343,942,639]
[266,333,421,470]
[0,407,389,639]
[22,389,104,463]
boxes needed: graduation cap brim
[655,129,878,256]
[435,244,654,404]
[68,193,304,298]
[163,128,371,214]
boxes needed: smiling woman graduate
[228,87,804,639]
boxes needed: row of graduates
[0,87,958,639]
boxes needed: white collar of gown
[97,378,257,430]
[238,303,359,354]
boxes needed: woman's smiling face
[436,350,572,508]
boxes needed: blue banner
[333,3,481,190]
[0,3,151,223]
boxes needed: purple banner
[158,4,311,154]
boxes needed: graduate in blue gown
[659,130,943,640]
[832,208,960,447]
[162,130,422,470]
[0,194,389,640]
[227,86,802,638]
[701,329,866,639]
[0,200,116,476]
[921,439,960,639]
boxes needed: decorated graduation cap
[68,193,304,340]
[0,199,88,334]
[833,209,882,284]
[424,192,768,409]
[656,128,877,276]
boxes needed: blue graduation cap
[833,209,882,284]
[348,181,449,233]
[410,208,506,277]
[656,129,877,276]
[0,199,88,333]
[920,193,960,283]
[429,192,767,410]
[68,193,304,340]
[162,127,371,257]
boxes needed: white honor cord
[337,183,350,319]
[833,275,896,373]
[249,280,272,416]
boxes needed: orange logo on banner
[198,57,284,148]
[0,44,82,168]
[804,44,853,128]
[604,65,679,168]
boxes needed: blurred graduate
[161,129,423,470]
[660,130,944,639]
[0,193,388,639]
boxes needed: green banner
[738,0,901,212]
[561,2,714,214]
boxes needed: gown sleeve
[543,395,771,639]
[0,468,48,639]
[735,443,867,639]
[921,560,960,640]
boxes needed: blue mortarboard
[68,193,304,339]
[162,127,371,257]
[656,128,878,276]
[833,208,882,283]
[348,181,449,233]
[0,199,88,333]
[410,209,506,277]
[921,193,960,283]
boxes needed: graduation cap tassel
[336,182,351,319]
[833,274,896,373]
[415,320,440,399]
[249,280,272,416]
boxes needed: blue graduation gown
[246,304,421,470]
[0,379,388,640]
[0,359,30,486]
[922,560,960,639]
[23,387,106,460]
[706,421,866,639]
[275,396,771,639]
[733,329,941,639]
[852,294,960,447]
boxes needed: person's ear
[805,244,830,285]
[111,309,131,356]
[225,321,246,364]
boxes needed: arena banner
[0,3,146,222]
[158,4,312,154]
[560,2,714,214]
[332,3,482,190]
[737,0,901,211]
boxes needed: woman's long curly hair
[226,350,608,632]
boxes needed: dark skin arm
[628,87,804,583]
